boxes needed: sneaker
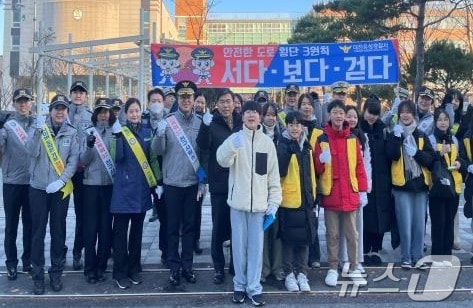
[324,269,339,287]
[348,269,367,287]
[273,271,285,281]
[232,290,246,304]
[115,278,131,289]
[33,280,45,295]
[452,243,461,250]
[129,273,142,285]
[370,252,382,266]
[296,273,311,292]
[250,293,265,306]
[50,277,63,292]
[22,263,32,273]
[182,269,197,283]
[401,261,412,270]
[284,273,299,292]
[356,263,366,274]
[414,262,429,270]
[169,271,180,286]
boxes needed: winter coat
[196,110,242,194]
[79,123,114,186]
[277,131,316,245]
[314,122,368,211]
[0,113,34,184]
[360,119,393,234]
[216,124,282,212]
[152,110,202,187]
[110,123,153,214]
[26,119,79,190]
[386,127,434,192]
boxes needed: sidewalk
[1,192,473,270]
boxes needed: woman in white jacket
[217,101,282,306]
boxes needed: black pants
[112,212,145,280]
[72,172,84,258]
[3,184,32,269]
[29,187,69,281]
[165,184,198,272]
[155,192,168,256]
[364,231,384,254]
[211,193,232,272]
[195,197,203,243]
[83,185,113,276]
[308,208,320,264]
[429,195,459,256]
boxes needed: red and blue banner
[151,39,399,88]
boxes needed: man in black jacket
[196,88,242,284]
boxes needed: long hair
[91,107,116,126]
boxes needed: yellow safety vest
[280,152,317,208]
[318,137,359,196]
[463,138,472,161]
[436,142,462,194]
[308,128,323,149]
[391,137,432,187]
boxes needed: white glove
[112,121,122,134]
[155,185,164,199]
[265,203,278,217]
[404,143,417,157]
[196,183,208,201]
[392,124,403,138]
[232,132,245,149]
[319,148,331,164]
[323,93,331,103]
[359,192,368,207]
[203,112,213,126]
[468,164,473,174]
[157,119,167,136]
[46,179,65,194]
[35,115,46,130]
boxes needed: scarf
[263,123,276,140]
[401,121,422,181]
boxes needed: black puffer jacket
[196,110,242,194]
[276,133,316,245]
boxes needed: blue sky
[0,1,316,55]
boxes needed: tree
[308,0,464,93]
[177,0,217,45]
[423,40,473,92]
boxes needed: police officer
[68,81,93,271]
[111,98,126,125]
[254,90,270,110]
[321,81,350,125]
[80,98,116,284]
[27,94,79,294]
[278,83,300,126]
[0,89,34,280]
[153,80,205,286]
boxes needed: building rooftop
[208,12,300,21]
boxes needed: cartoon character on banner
[155,47,180,84]
[191,47,215,85]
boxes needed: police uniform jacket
[152,109,202,187]
[26,119,79,190]
[0,113,34,184]
[79,124,114,186]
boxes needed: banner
[151,39,399,88]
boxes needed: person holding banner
[0,88,34,280]
[26,94,79,295]
[153,80,205,287]
[109,98,157,289]
[79,98,116,284]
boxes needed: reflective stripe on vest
[391,137,432,187]
[280,152,317,208]
[319,137,359,196]
[463,138,472,161]
[436,143,462,194]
